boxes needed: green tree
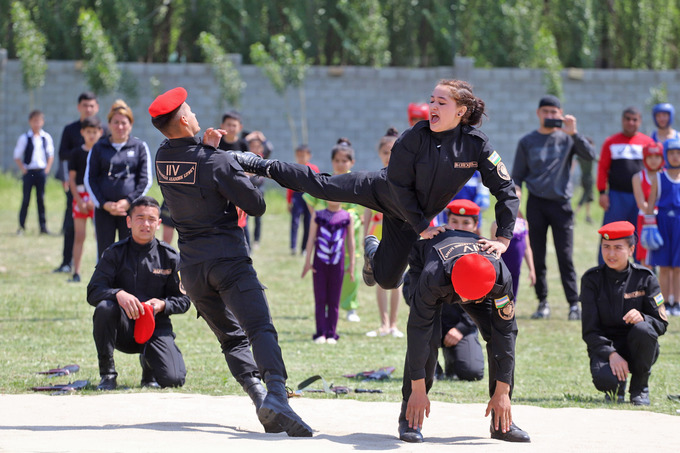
[78,8,121,95]
[250,34,310,149]
[10,1,47,107]
[196,31,245,108]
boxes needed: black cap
[538,95,561,109]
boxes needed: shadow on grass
[513,394,604,404]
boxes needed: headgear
[408,103,429,124]
[598,221,635,241]
[538,95,561,109]
[451,254,496,301]
[148,87,187,118]
[652,103,675,128]
[642,142,664,172]
[134,305,156,344]
[446,199,481,217]
[664,138,680,169]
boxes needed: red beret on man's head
[148,87,187,118]
[451,253,496,300]
[134,305,156,344]
[598,221,635,241]
[447,199,480,216]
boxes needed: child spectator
[217,111,249,152]
[645,139,680,316]
[302,201,355,344]
[68,116,103,282]
[304,139,363,322]
[490,187,536,299]
[244,131,268,249]
[13,110,54,235]
[364,128,403,338]
[288,144,319,255]
[632,142,664,267]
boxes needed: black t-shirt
[218,137,249,152]
[68,146,90,186]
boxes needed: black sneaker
[69,273,81,283]
[568,305,582,321]
[362,235,379,287]
[530,301,550,319]
[96,374,117,391]
[53,264,72,273]
[230,151,275,177]
[630,388,650,406]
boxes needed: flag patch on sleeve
[494,295,509,308]
[488,151,501,166]
[654,293,664,306]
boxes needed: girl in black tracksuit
[264,80,519,289]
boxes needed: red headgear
[408,103,429,125]
[148,87,187,118]
[642,142,664,171]
[447,199,481,216]
[451,254,496,300]
[598,221,635,241]
[134,305,156,344]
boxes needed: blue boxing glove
[641,215,664,251]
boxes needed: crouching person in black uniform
[580,221,668,405]
[399,229,530,443]
[148,87,312,437]
[87,196,190,390]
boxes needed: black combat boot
[258,375,313,437]
[140,355,160,389]
[230,151,276,178]
[630,372,651,406]
[397,400,423,442]
[96,356,117,391]
[242,377,284,433]
[489,410,531,442]
[362,235,379,287]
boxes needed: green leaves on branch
[197,32,245,108]
[250,35,309,95]
[78,8,120,95]
[10,2,47,92]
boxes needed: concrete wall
[2,58,679,175]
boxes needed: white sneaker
[313,336,326,344]
[326,338,337,345]
[390,327,404,338]
[346,310,360,322]
[365,330,378,337]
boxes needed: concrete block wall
[2,59,680,176]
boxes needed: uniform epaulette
[582,265,603,278]
[158,240,179,256]
[629,262,655,276]
[463,125,488,141]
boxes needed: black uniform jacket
[404,230,517,382]
[386,120,519,238]
[87,237,191,333]
[154,136,265,267]
[580,263,668,361]
[85,135,152,208]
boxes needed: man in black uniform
[54,92,103,273]
[399,229,530,443]
[87,196,190,390]
[580,221,668,405]
[148,87,312,437]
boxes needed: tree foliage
[10,1,47,93]
[4,0,680,71]
[78,8,121,95]
[197,31,245,108]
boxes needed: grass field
[0,171,678,415]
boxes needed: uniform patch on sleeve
[488,151,501,166]
[498,300,515,320]
[496,161,511,180]
[494,295,510,308]
[654,293,664,306]
[156,161,197,184]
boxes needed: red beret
[447,199,480,216]
[451,254,496,300]
[134,305,156,344]
[598,221,635,241]
[148,87,187,118]
[408,103,429,121]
